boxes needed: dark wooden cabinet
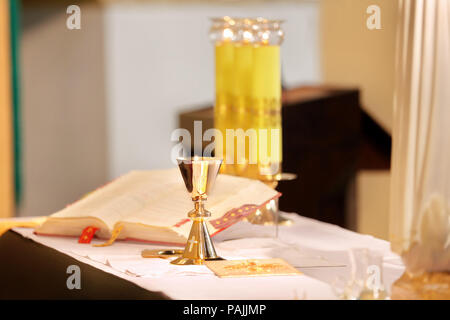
[279,87,361,227]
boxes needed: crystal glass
[334,248,388,300]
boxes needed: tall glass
[210,17,236,175]
[210,17,284,181]
[248,19,283,181]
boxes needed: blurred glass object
[333,248,388,300]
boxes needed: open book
[35,168,280,245]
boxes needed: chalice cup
[171,157,224,265]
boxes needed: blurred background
[0,0,397,240]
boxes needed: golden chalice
[171,157,224,265]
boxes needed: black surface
[358,109,391,170]
[0,230,169,299]
[278,89,361,227]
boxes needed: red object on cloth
[209,204,258,230]
[78,226,99,244]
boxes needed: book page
[50,169,186,229]
[122,170,279,227]
[50,168,278,231]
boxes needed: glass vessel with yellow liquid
[210,17,236,175]
[247,19,283,182]
[210,17,290,226]
[210,17,284,182]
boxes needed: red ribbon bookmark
[78,226,99,244]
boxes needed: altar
[0,213,404,299]
[1,0,449,302]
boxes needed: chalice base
[170,219,223,266]
[171,256,224,266]
[391,271,450,300]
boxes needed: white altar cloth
[12,213,404,299]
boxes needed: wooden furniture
[279,87,361,227]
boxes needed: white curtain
[390,0,450,274]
